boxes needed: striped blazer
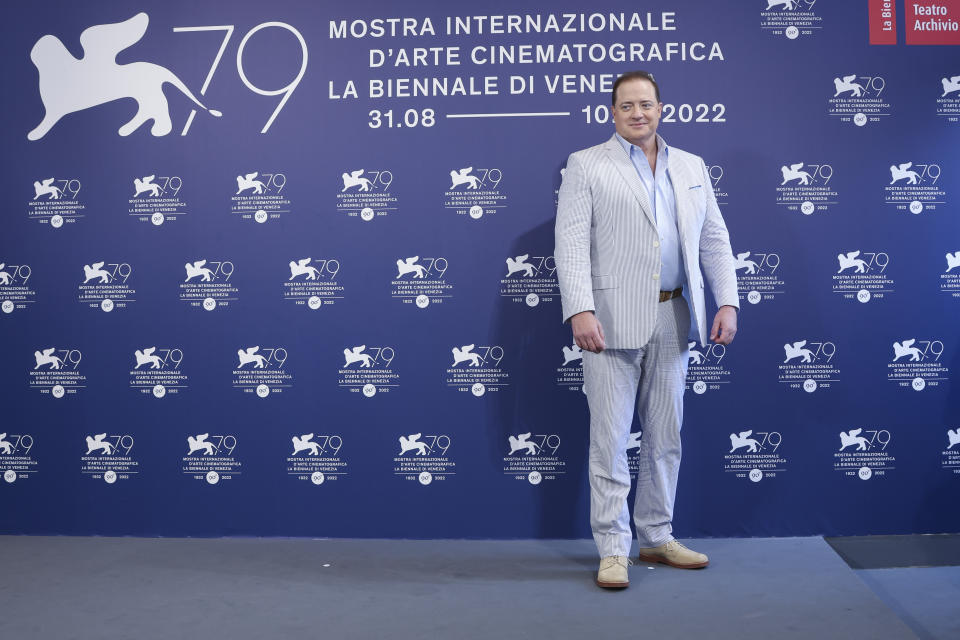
[555,134,739,348]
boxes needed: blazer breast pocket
[687,184,706,203]
[686,185,707,224]
[591,274,617,290]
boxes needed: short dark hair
[611,71,661,106]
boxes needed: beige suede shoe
[596,555,630,588]
[636,540,709,569]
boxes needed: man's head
[611,71,662,148]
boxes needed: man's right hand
[571,311,606,353]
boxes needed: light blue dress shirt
[616,134,686,292]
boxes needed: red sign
[906,0,960,44]
[869,0,898,44]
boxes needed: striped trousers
[582,295,691,558]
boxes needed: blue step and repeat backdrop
[1,0,958,538]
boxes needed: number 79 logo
[174,21,307,134]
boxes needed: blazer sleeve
[697,158,740,310]
[554,152,595,323]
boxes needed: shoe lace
[664,540,687,552]
[604,555,633,568]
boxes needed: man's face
[611,78,662,147]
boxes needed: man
[554,71,739,589]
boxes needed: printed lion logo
[948,429,960,450]
[398,433,428,456]
[833,75,864,98]
[839,429,870,452]
[28,13,220,140]
[507,433,540,456]
[942,76,960,98]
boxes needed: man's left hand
[710,306,738,345]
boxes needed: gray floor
[856,567,960,640]
[0,536,928,639]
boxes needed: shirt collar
[615,133,669,163]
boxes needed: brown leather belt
[659,287,683,303]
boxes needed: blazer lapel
[603,135,656,229]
